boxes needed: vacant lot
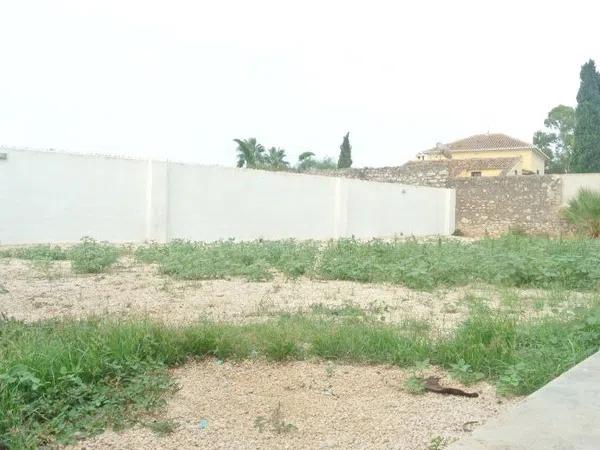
[1,236,599,449]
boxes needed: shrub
[69,237,120,273]
[564,188,600,238]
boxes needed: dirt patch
[68,359,517,450]
[0,257,472,329]
[0,257,592,330]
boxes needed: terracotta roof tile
[446,133,531,151]
[420,133,549,160]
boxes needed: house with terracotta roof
[416,133,549,177]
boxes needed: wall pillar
[145,160,169,242]
[333,177,349,238]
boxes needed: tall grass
[2,307,599,448]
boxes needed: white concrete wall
[345,178,455,238]
[0,148,148,244]
[166,163,338,241]
[0,148,455,244]
[557,174,600,205]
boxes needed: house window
[471,171,482,177]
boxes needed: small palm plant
[264,147,290,171]
[563,188,600,237]
[234,138,266,168]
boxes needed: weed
[403,375,426,395]
[325,361,335,377]
[129,235,600,289]
[255,402,297,434]
[30,258,64,281]
[317,236,600,290]
[404,358,431,395]
[144,419,178,435]
[135,239,319,281]
[449,359,485,385]
[254,416,268,433]
[69,237,120,273]
[9,235,600,291]
[428,435,447,450]
[1,304,600,447]
[0,245,67,261]
[310,302,366,318]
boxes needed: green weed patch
[1,306,599,448]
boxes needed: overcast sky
[1,0,599,167]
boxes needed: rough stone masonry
[312,165,569,237]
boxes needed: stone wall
[447,176,566,236]
[311,161,450,187]
[314,165,572,236]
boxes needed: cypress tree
[572,60,600,172]
[337,132,353,168]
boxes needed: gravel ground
[1,255,583,449]
[0,257,584,330]
[0,257,474,329]
[68,359,518,450]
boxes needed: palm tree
[234,138,266,168]
[564,188,600,237]
[296,151,336,172]
[264,147,290,170]
[297,151,316,172]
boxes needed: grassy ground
[1,304,600,448]
[1,235,600,448]
[136,235,600,289]
[6,235,599,290]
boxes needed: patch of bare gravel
[68,359,518,450]
[0,257,467,329]
[0,257,594,330]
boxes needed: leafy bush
[69,237,120,273]
[564,188,600,237]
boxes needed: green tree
[571,60,600,172]
[263,147,290,171]
[337,132,352,169]
[533,105,575,173]
[234,138,266,168]
[296,151,337,172]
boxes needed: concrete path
[449,352,600,450]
